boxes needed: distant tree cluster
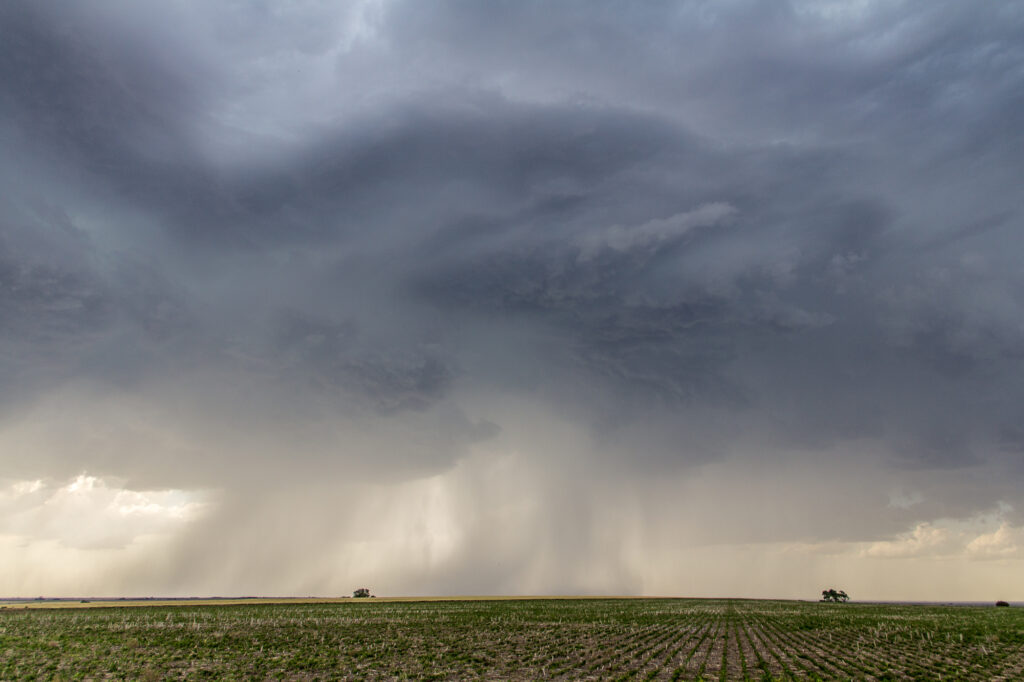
[353,588,371,598]
[821,589,850,603]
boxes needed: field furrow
[3,598,1023,680]
[654,621,713,681]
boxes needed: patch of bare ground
[988,642,1024,681]
[658,621,710,679]
[696,620,727,680]
[723,620,750,681]
[745,625,785,679]
[765,621,856,679]
[642,622,709,681]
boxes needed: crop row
[1,599,1022,679]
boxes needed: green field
[2,598,1022,680]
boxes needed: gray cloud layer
[2,0,1023,596]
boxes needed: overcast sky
[2,0,1023,600]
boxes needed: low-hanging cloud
[1,0,1023,599]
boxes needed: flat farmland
[2,598,1023,680]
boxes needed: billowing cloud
[1,0,1023,598]
[576,202,738,262]
[0,475,206,550]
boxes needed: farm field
[2,598,1023,680]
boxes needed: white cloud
[577,203,737,262]
[863,522,953,558]
[966,523,1024,559]
[862,506,1024,561]
[0,475,208,550]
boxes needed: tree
[821,588,849,603]
[353,588,371,598]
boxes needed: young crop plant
[3,597,1024,679]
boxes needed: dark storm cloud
[269,310,454,413]
[2,0,1024,587]
[0,2,212,197]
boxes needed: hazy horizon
[4,595,1022,606]
[2,0,1023,601]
